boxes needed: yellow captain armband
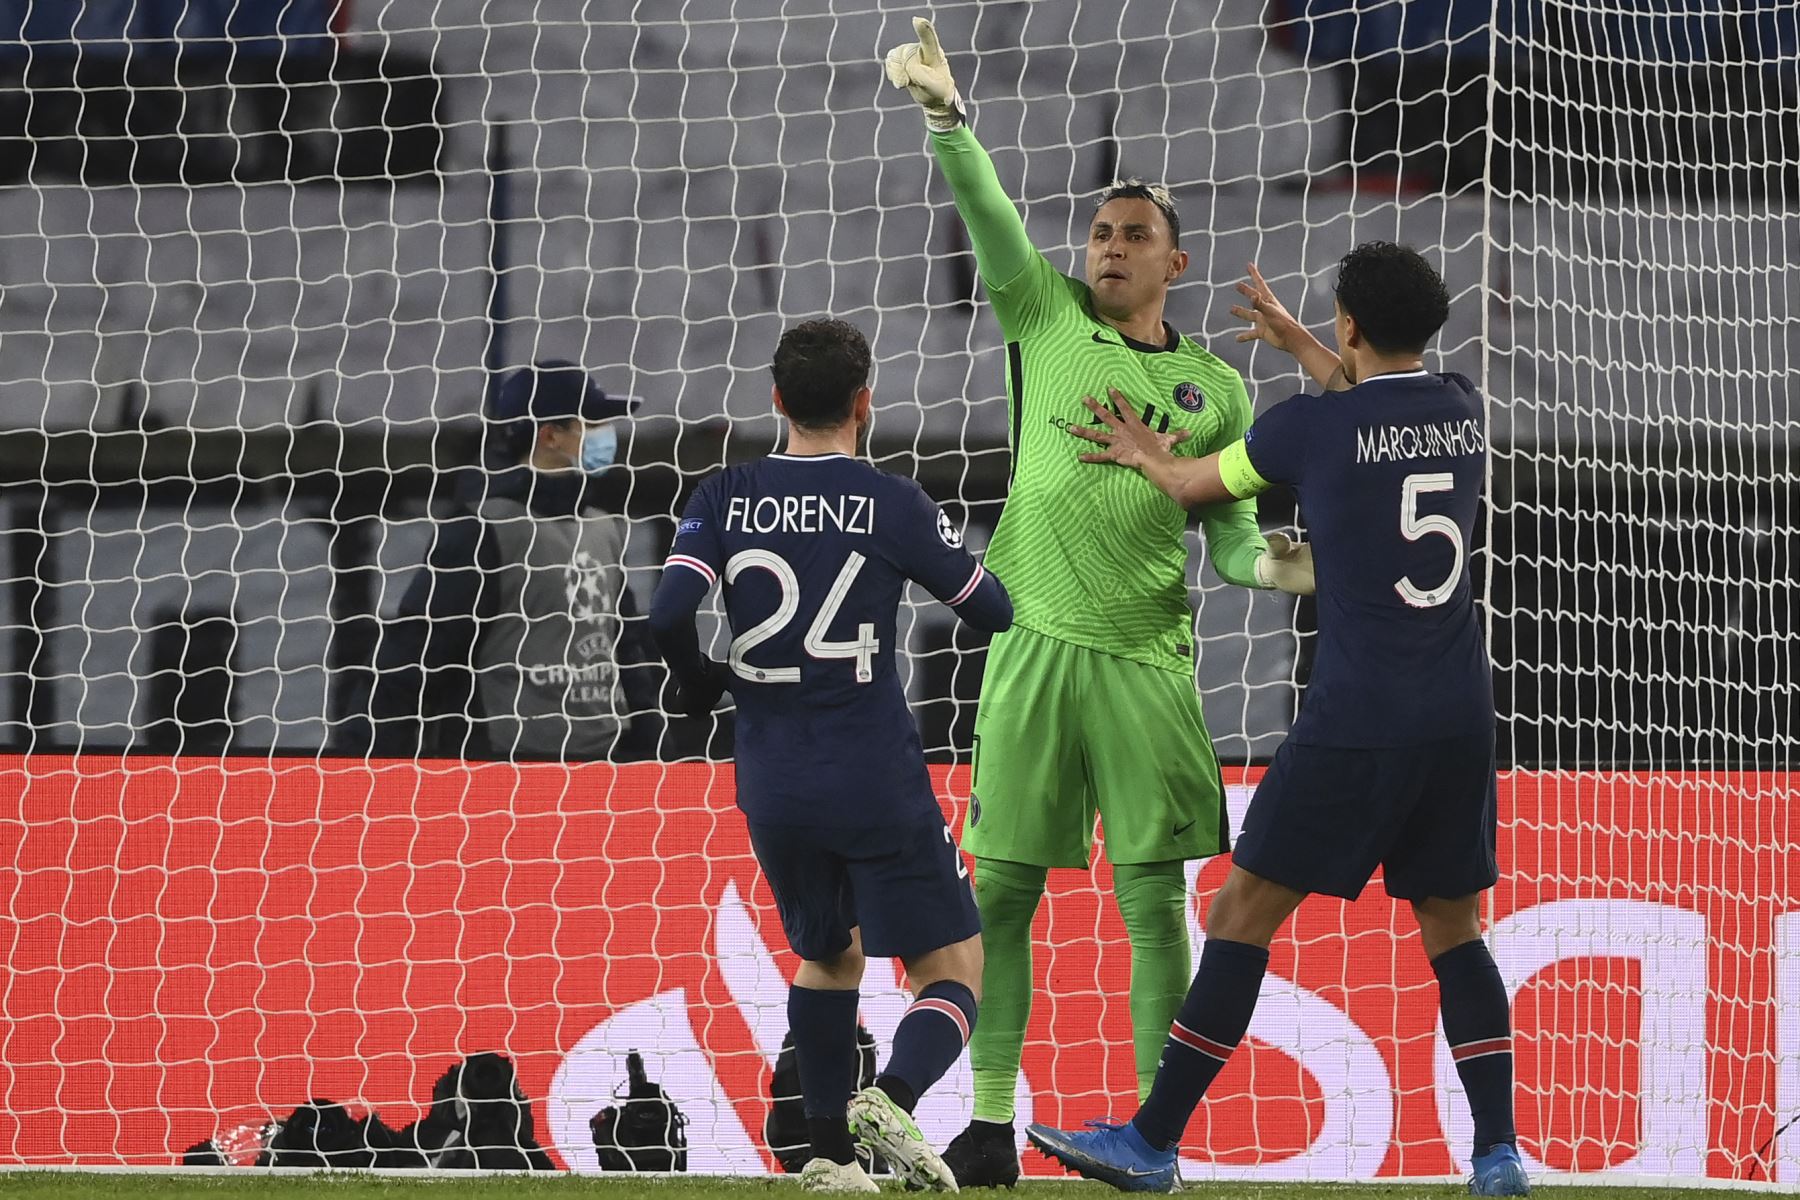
[1217,439,1272,499]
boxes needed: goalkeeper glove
[884,16,965,132]
[1254,533,1316,595]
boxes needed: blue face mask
[580,424,619,474]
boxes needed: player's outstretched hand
[1230,262,1306,354]
[1255,532,1316,595]
[1065,388,1188,469]
[674,659,731,718]
[884,17,965,132]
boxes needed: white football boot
[798,1154,881,1193]
[848,1085,958,1191]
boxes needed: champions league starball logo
[937,508,964,548]
[1174,381,1205,412]
[565,549,614,623]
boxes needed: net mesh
[1480,0,1800,1181]
[0,0,1795,1183]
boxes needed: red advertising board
[0,759,1795,1182]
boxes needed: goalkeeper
[884,16,1315,1186]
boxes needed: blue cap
[491,360,641,423]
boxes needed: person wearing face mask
[370,360,658,762]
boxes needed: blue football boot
[1025,1119,1178,1193]
[1469,1143,1531,1196]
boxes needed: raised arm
[928,126,1040,295]
[886,17,1054,332]
[1230,263,1350,392]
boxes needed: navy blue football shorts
[1231,730,1499,902]
[746,811,983,962]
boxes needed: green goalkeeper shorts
[963,625,1229,868]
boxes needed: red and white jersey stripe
[948,563,986,607]
[665,553,717,586]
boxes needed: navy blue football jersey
[1244,371,1493,747]
[663,452,1008,825]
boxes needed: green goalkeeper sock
[1113,859,1193,1101]
[968,856,1047,1123]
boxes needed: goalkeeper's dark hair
[1095,179,1181,248]
[770,318,872,430]
[1333,241,1450,355]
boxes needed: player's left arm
[1196,487,1270,590]
[1231,262,1351,392]
[648,482,732,716]
[1068,388,1316,595]
[1187,377,1270,589]
[881,479,1014,633]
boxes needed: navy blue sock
[789,985,861,1164]
[1131,938,1269,1153]
[1433,939,1517,1157]
[876,981,977,1113]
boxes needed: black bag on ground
[405,1052,555,1170]
[764,1022,883,1174]
[257,1100,425,1168]
[590,1050,689,1171]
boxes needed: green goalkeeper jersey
[931,125,1267,674]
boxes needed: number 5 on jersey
[1396,472,1465,608]
[725,549,881,683]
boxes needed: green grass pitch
[0,1175,1751,1199]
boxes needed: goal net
[0,0,1795,1185]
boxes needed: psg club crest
[1174,381,1205,412]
